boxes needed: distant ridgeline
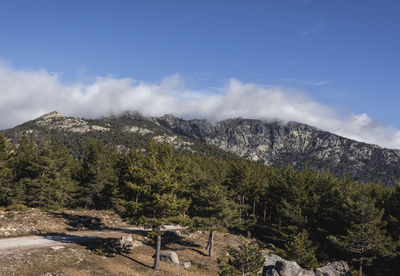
[4,111,400,186]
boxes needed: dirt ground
[0,230,246,276]
[0,209,254,276]
[0,208,129,238]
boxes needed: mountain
[3,111,400,186]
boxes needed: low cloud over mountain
[0,63,399,149]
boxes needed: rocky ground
[0,208,129,238]
[0,208,247,276]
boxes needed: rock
[275,260,304,276]
[262,267,280,276]
[183,261,191,269]
[315,261,351,276]
[263,253,285,267]
[110,234,138,252]
[159,251,179,266]
[50,246,65,251]
[263,254,350,276]
[263,254,315,276]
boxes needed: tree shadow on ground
[42,232,153,269]
[47,211,107,231]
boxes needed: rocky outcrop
[315,261,351,276]
[263,254,351,276]
[159,115,400,185]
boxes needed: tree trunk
[253,200,256,216]
[263,205,267,223]
[208,230,215,257]
[154,235,161,270]
[359,257,363,276]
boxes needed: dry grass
[0,229,248,276]
[0,208,129,238]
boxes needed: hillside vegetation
[4,111,400,186]
[1,131,400,275]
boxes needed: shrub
[6,204,28,212]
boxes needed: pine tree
[0,132,13,206]
[284,229,318,269]
[114,141,190,270]
[328,193,391,276]
[225,160,261,220]
[11,137,77,208]
[78,139,117,209]
[191,179,241,257]
[218,235,264,276]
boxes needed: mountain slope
[3,111,400,185]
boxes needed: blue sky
[0,0,400,148]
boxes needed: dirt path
[0,226,185,253]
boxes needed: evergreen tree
[0,132,13,206]
[218,235,264,276]
[225,160,261,220]
[191,179,241,257]
[114,141,190,270]
[328,193,391,276]
[78,139,117,209]
[11,137,77,208]
[284,229,318,269]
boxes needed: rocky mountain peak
[37,111,65,120]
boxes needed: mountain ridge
[3,111,400,186]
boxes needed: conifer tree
[225,160,261,220]
[328,193,391,276]
[114,141,190,270]
[11,137,77,208]
[78,139,117,209]
[284,229,318,269]
[0,132,13,206]
[191,179,241,257]
[218,235,264,276]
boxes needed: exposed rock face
[315,261,351,276]
[159,116,400,185]
[263,254,350,276]
[35,111,110,133]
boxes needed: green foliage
[8,136,78,209]
[6,204,28,212]
[328,191,392,275]
[218,235,264,276]
[284,229,318,269]
[114,141,191,230]
[0,133,399,274]
[77,139,117,209]
[0,132,13,206]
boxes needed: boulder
[117,235,134,252]
[183,261,191,270]
[109,234,142,253]
[315,261,351,276]
[159,251,180,266]
[275,260,305,276]
[263,254,314,276]
[263,267,280,276]
[264,253,285,267]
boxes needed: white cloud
[298,21,325,37]
[0,64,399,149]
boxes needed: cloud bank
[0,64,399,149]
